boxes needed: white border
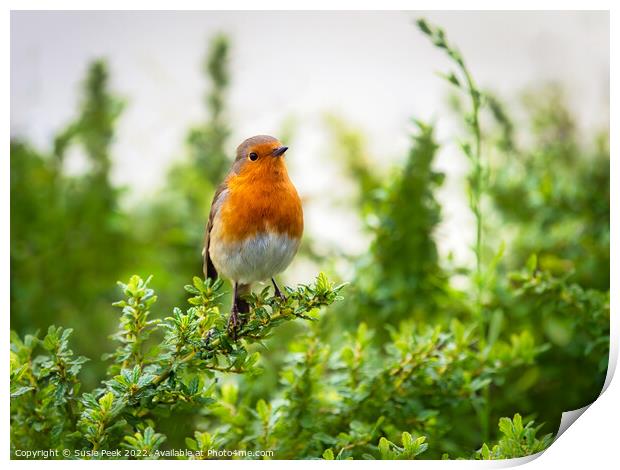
[3,2,616,468]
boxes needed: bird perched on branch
[203,135,303,337]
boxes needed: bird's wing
[203,182,228,280]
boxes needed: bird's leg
[203,328,213,348]
[272,277,286,301]
[228,282,241,340]
[228,283,250,340]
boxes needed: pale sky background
[10,11,610,276]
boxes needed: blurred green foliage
[489,87,610,291]
[328,120,462,340]
[131,33,233,313]
[11,38,233,388]
[10,19,609,460]
[11,62,131,386]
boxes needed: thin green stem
[416,17,489,442]
[457,32,489,447]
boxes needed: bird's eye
[248,152,258,161]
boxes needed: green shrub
[10,271,564,460]
[477,414,554,460]
[10,274,343,458]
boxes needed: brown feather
[203,182,229,280]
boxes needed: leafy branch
[477,414,554,460]
[10,273,344,457]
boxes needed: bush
[12,268,584,459]
[477,414,554,460]
[10,274,343,458]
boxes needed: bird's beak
[272,146,288,157]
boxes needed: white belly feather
[209,231,300,284]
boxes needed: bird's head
[231,135,289,178]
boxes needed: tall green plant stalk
[416,18,485,322]
[416,18,490,441]
[187,34,232,185]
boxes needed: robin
[203,135,304,337]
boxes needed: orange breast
[218,158,303,243]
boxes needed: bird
[203,135,304,338]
